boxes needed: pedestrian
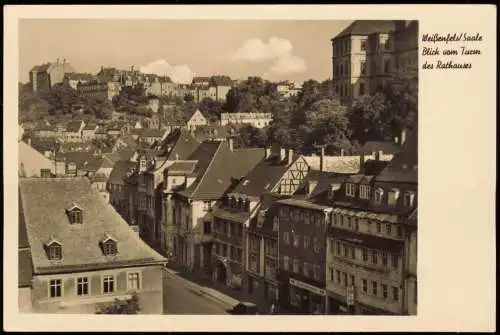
[270,303,276,315]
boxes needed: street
[163,270,231,315]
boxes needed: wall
[19,287,33,313]
[30,265,164,314]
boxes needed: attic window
[101,235,118,256]
[375,188,384,203]
[388,188,400,207]
[68,204,83,224]
[345,183,356,197]
[46,239,62,260]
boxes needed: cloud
[270,54,307,75]
[231,37,293,63]
[231,37,307,76]
[139,59,194,84]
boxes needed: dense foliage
[95,293,140,314]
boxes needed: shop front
[288,278,327,314]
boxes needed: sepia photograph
[4,4,496,333]
[17,18,418,316]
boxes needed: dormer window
[67,204,83,224]
[101,234,118,256]
[404,191,415,207]
[375,188,384,203]
[345,183,356,197]
[388,188,400,207]
[359,185,371,199]
[46,238,62,260]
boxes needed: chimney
[359,152,365,174]
[265,147,272,159]
[228,137,234,151]
[280,148,286,162]
[400,128,407,146]
[287,148,294,165]
[307,180,318,196]
[320,147,325,172]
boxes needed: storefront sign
[289,278,326,296]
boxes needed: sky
[19,19,352,84]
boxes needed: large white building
[331,20,418,105]
[220,113,273,129]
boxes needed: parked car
[228,302,259,315]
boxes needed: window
[375,188,384,203]
[381,252,388,266]
[397,226,404,237]
[371,250,378,264]
[293,233,300,248]
[70,209,82,224]
[350,275,355,285]
[384,60,390,73]
[359,83,365,96]
[77,277,89,296]
[41,168,51,178]
[372,281,378,296]
[404,192,415,207]
[339,64,344,77]
[303,262,310,277]
[352,218,359,231]
[102,240,118,256]
[388,188,400,206]
[386,224,392,236]
[336,241,341,255]
[49,279,62,298]
[303,235,310,249]
[361,40,366,51]
[293,259,300,274]
[283,256,290,271]
[329,267,334,281]
[48,243,62,260]
[382,284,388,299]
[272,216,279,231]
[392,287,399,301]
[343,273,348,287]
[313,265,321,280]
[360,61,366,75]
[362,279,368,293]
[343,245,349,258]
[313,237,320,253]
[103,275,115,294]
[283,232,290,245]
[128,272,140,291]
[204,221,211,234]
[376,222,381,233]
[362,248,368,261]
[392,254,399,269]
[385,39,391,50]
[359,185,371,199]
[336,270,341,284]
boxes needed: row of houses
[117,122,416,315]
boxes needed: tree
[96,293,140,315]
[198,97,224,123]
[236,124,267,149]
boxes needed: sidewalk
[165,262,299,315]
[165,262,273,313]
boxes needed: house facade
[18,178,167,314]
[220,113,273,129]
[30,59,76,93]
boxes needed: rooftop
[333,20,398,40]
[19,178,167,274]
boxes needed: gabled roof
[293,170,349,205]
[82,158,104,173]
[177,141,261,200]
[210,75,233,87]
[107,160,136,185]
[168,161,198,174]
[230,153,291,197]
[375,129,417,183]
[19,178,167,273]
[192,76,210,83]
[56,151,96,170]
[65,73,95,81]
[163,129,201,161]
[333,20,397,39]
[83,123,98,131]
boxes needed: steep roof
[303,155,360,174]
[375,129,418,183]
[163,129,201,161]
[210,75,233,87]
[177,141,262,200]
[19,178,167,274]
[193,76,210,83]
[82,158,104,173]
[230,153,291,197]
[108,160,136,185]
[293,170,349,205]
[333,20,397,39]
[57,151,96,169]
[31,63,51,72]
[65,73,95,81]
